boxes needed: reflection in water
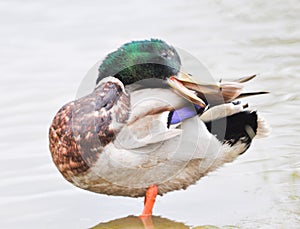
[91,215,221,229]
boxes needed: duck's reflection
[90,215,219,229]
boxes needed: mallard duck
[49,39,269,218]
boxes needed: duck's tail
[255,112,270,138]
[220,74,269,102]
[201,103,270,143]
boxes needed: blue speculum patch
[169,105,203,125]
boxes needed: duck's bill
[167,73,207,108]
[171,72,221,94]
[168,72,223,107]
[169,72,247,103]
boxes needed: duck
[49,39,269,218]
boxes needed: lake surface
[0,0,299,228]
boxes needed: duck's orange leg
[139,185,158,217]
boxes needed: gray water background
[0,0,299,228]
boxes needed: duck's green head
[97,39,215,108]
[97,39,181,85]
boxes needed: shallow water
[0,0,299,228]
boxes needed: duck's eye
[161,50,175,59]
[167,50,174,56]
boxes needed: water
[0,0,299,228]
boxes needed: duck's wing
[49,77,130,179]
[114,88,189,150]
[115,112,182,150]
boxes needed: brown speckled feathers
[49,80,130,181]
